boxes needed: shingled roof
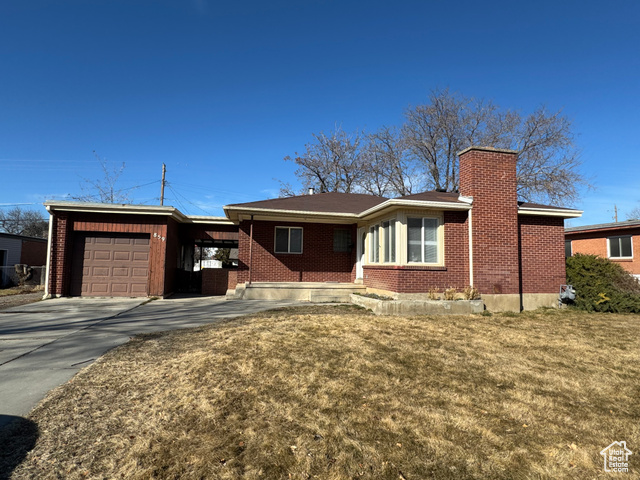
[223,191,581,222]
[225,192,388,215]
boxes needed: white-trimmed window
[407,217,439,263]
[382,220,396,263]
[608,236,632,259]
[369,225,380,263]
[369,220,397,263]
[275,226,303,254]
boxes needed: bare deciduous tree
[72,151,131,204]
[360,127,417,197]
[627,207,640,221]
[0,207,48,238]
[283,89,587,205]
[282,127,367,195]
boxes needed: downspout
[468,208,474,287]
[43,206,54,299]
[248,215,254,285]
[517,219,524,311]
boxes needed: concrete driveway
[0,296,301,429]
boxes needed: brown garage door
[70,233,150,297]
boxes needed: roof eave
[518,206,583,218]
[359,198,472,219]
[223,205,360,223]
[44,201,189,222]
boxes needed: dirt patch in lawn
[2,306,639,479]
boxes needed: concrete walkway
[0,296,301,429]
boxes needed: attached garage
[70,233,150,297]
[44,201,238,298]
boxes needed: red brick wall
[164,218,180,295]
[519,216,566,293]
[568,227,640,275]
[459,148,520,294]
[201,268,238,295]
[19,239,47,266]
[48,212,72,296]
[363,210,470,292]
[48,212,169,296]
[237,220,357,284]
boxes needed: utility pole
[160,163,166,206]
[614,204,618,222]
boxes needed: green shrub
[566,254,640,313]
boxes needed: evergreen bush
[566,254,640,313]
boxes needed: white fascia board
[358,198,471,219]
[224,199,472,224]
[44,201,188,222]
[518,206,583,218]
[224,206,359,221]
[185,215,235,225]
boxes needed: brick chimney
[458,146,519,295]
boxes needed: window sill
[609,257,633,262]
[363,265,446,271]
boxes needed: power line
[166,183,217,216]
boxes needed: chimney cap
[308,187,315,195]
[457,146,519,157]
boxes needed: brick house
[44,147,581,311]
[565,219,640,280]
[223,147,581,310]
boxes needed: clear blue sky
[1,0,638,226]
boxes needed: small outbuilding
[0,232,47,287]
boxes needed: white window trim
[363,210,444,267]
[608,235,633,259]
[367,217,398,265]
[406,216,440,265]
[274,226,303,254]
[397,210,444,266]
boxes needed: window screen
[333,229,351,252]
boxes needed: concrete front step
[229,282,366,302]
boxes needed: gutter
[518,206,583,218]
[224,197,473,223]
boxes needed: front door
[356,227,365,279]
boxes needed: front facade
[565,220,640,280]
[224,147,581,311]
[45,147,581,311]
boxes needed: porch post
[248,215,254,285]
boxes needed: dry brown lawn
[2,305,639,479]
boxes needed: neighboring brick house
[0,232,47,287]
[44,147,581,311]
[223,147,582,311]
[565,219,640,280]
